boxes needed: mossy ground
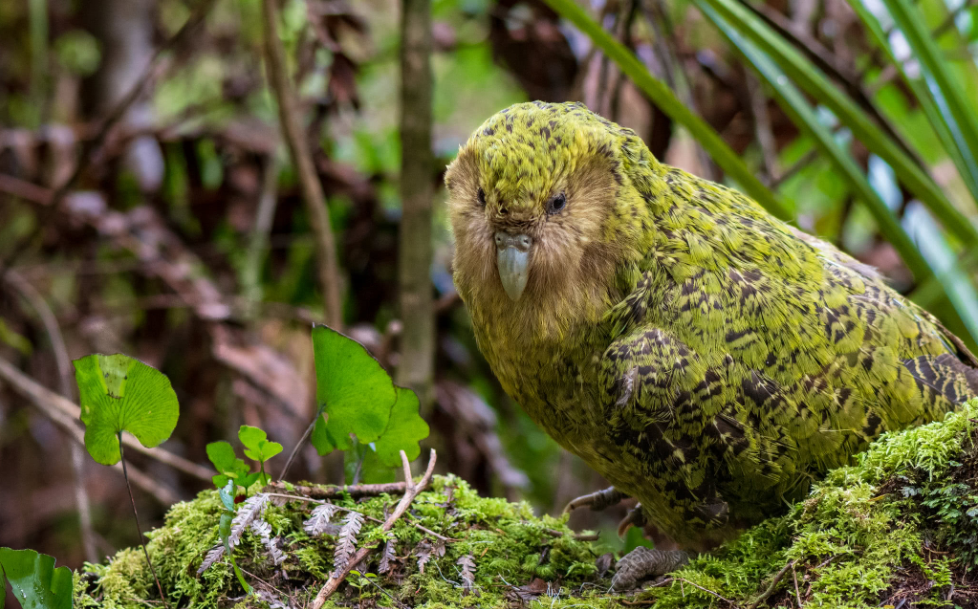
[76,399,978,608]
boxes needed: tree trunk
[396,0,435,408]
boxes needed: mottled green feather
[446,101,978,546]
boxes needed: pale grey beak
[495,231,532,301]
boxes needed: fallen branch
[310,449,438,609]
[265,480,409,498]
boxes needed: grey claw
[563,487,628,514]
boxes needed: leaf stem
[119,431,171,609]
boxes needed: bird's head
[445,102,658,340]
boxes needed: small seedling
[73,353,179,609]
[238,425,283,486]
[206,425,283,492]
[207,440,260,491]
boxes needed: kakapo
[445,101,978,586]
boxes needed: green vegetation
[70,398,978,608]
[0,547,74,609]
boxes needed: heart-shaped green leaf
[373,388,429,467]
[310,325,398,454]
[73,354,179,466]
[0,547,73,609]
[238,425,283,462]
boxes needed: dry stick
[0,356,213,482]
[119,433,170,609]
[672,577,738,607]
[747,560,796,609]
[242,154,281,321]
[277,410,322,481]
[309,449,438,609]
[791,563,803,609]
[745,70,780,184]
[260,0,343,330]
[0,0,218,273]
[4,271,98,563]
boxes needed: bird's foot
[616,503,647,537]
[563,486,627,513]
[611,547,690,590]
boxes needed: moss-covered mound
[76,398,978,608]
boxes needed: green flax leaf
[0,547,73,609]
[540,0,791,220]
[73,354,179,466]
[697,0,978,248]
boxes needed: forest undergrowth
[74,398,978,609]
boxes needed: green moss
[77,399,978,608]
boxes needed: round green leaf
[310,325,398,455]
[73,354,179,465]
[258,440,283,461]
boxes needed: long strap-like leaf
[698,0,978,247]
[541,0,792,221]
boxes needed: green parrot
[445,101,978,587]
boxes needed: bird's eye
[546,193,567,215]
[477,187,486,207]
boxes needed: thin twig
[673,578,738,606]
[242,153,281,321]
[747,560,795,609]
[0,356,213,482]
[3,270,97,563]
[639,0,717,180]
[309,449,438,609]
[744,70,780,184]
[260,0,343,329]
[277,410,322,481]
[791,563,803,608]
[119,433,171,609]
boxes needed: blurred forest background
[1,0,977,574]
